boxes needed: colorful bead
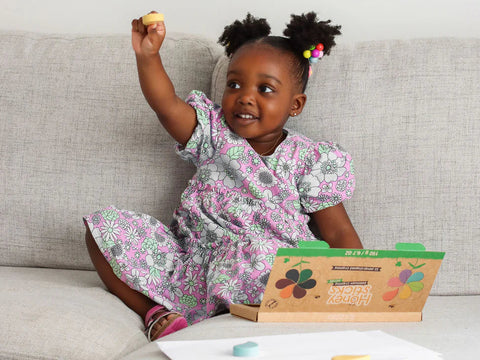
[303,43,325,78]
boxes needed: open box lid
[230,242,445,322]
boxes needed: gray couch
[0,30,479,359]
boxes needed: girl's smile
[234,111,259,125]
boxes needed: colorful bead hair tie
[303,43,324,77]
[303,43,324,62]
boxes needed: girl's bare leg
[85,226,156,319]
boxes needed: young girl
[84,11,362,341]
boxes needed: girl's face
[221,43,306,154]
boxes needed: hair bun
[218,13,271,56]
[283,12,341,56]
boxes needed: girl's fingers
[132,12,161,34]
[137,18,147,35]
[131,12,165,54]
[131,18,144,35]
[148,22,164,34]
[146,23,165,49]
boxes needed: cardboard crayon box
[230,242,444,322]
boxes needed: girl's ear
[289,93,307,117]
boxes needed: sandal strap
[145,311,182,341]
[144,304,183,328]
[144,304,167,327]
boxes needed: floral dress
[83,90,355,325]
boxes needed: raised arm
[310,203,363,249]
[131,13,197,146]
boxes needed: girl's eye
[227,81,240,89]
[259,85,273,93]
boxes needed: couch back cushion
[212,38,480,295]
[0,31,221,270]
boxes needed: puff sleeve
[175,90,223,167]
[298,142,355,213]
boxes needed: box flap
[230,304,260,322]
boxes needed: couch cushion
[211,38,480,295]
[0,266,147,359]
[0,31,222,269]
[122,295,480,360]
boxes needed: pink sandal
[144,305,188,341]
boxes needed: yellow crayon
[142,13,164,25]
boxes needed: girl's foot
[144,305,188,341]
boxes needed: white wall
[1,0,479,42]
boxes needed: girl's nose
[238,90,255,106]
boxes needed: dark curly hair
[218,12,341,92]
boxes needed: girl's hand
[311,203,363,249]
[131,11,196,146]
[131,12,166,57]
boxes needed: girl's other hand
[131,11,166,57]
